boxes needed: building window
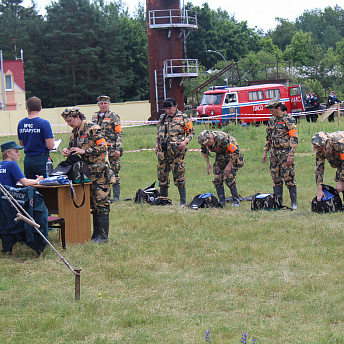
[5,75,13,91]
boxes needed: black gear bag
[251,193,282,210]
[311,185,342,213]
[188,193,220,209]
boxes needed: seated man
[0,141,43,187]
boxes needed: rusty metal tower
[146,0,198,120]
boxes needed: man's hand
[263,150,268,164]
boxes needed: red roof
[1,60,25,91]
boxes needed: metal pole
[206,49,228,87]
[0,50,6,110]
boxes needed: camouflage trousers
[269,150,296,187]
[109,157,120,185]
[157,152,186,188]
[90,169,111,214]
[212,155,238,189]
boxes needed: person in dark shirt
[17,97,55,179]
[0,141,43,187]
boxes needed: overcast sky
[22,0,341,32]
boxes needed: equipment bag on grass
[251,193,282,210]
[189,193,220,209]
[135,182,161,204]
[311,184,342,213]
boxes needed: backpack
[135,182,161,204]
[251,193,282,210]
[51,155,91,183]
[311,185,342,213]
[188,193,220,209]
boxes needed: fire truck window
[248,91,264,101]
[265,89,281,99]
[226,94,237,103]
[200,94,223,105]
[289,87,301,96]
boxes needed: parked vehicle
[195,83,305,125]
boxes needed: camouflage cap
[61,107,81,119]
[265,96,281,109]
[311,131,329,146]
[97,95,110,102]
[198,130,213,145]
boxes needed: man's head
[97,95,110,113]
[26,96,42,112]
[198,130,213,146]
[265,97,284,116]
[1,141,24,161]
[163,98,178,116]
[311,131,329,148]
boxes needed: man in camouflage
[92,95,123,202]
[198,130,244,207]
[155,97,195,206]
[263,97,298,209]
[311,131,344,201]
[61,107,112,243]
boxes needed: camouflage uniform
[156,110,194,188]
[200,131,243,188]
[198,130,244,206]
[68,120,111,214]
[92,110,122,187]
[264,112,298,187]
[313,131,344,185]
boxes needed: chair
[48,216,66,250]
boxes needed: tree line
[1,0,343,107]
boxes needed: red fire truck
[195,83,305,125]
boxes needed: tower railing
[148,9,198,29]
[163,59,198,78]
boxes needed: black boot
[273,185,283,206]
[178,187,186,206]
[91,214,100,242]
[230,185,240,207]
[111,183,120,202]
[92,213,109,243]
[160,186,169,197]
[216,186,226,207]
[288,185,297,210]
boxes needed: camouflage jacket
[156,110,195,156]
[315,131,344,185]
[68,120,108,166]
[201,131,239,162]
[92,110,123,156]
[264,111,298,155]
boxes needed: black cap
[1,141,24,152]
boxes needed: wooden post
[75,269,81,300]
[338,103,340,126]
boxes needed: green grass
[1,119,344,343]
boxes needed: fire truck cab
[196,83,305,125]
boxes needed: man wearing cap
[0,141,44,187]
[263,97,298,209]
[198,130,244,207]
[92,95,123,202]
[61,107,114,243]
[17,96,55,179]
[311,131,344,201]
[155,97,195,206]
[327,91,340,122]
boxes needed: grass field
[1,119,344,343]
